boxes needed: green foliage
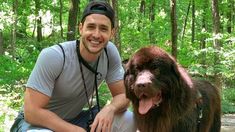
[0,90,22,131]
[0,0,235,130]
[186,34,235,87]
[223,88,235,103]
[0,38,41,131]
[98,83,112,107]
[0,2,13,31]
[0,53,26,131]
[222,88,235,114]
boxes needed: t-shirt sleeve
[26,46,64,97]
[105,42,125,84]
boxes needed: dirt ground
[221,114,235,132]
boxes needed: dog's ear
[124,59,138,100]
[122,58,129,71]
[177,66,193,88]
[169,56,193,89]
[169,58,194,117]
[124,68,134,99]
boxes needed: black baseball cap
[81,1,115,28]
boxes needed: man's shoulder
[42,40,76,51]
[60,40,76,45]
[106,41,120,57]
[45,40,76,55]
[106,41,116,49]
[57,40,76,49]
[106,41,119,54]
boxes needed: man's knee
[13,119,52,132]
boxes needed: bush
[222,88,235,114]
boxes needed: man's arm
[106,80,130,112]
[90,80,130,132]
[24,88,85,132]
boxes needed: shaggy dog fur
[124,46,221,132]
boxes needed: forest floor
[221,114,235,132]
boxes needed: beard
[81,37,107,55]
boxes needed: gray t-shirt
[26,40,124,120]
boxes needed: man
[11,1,136,132]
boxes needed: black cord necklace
[76,40,101,114]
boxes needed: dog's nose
[136,82,151,89]
[135,70,153,89]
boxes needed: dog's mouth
[138,91,162,115]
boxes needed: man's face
[79,14,114,55]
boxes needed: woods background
[0,0,234,131]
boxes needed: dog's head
[124,46,193,115]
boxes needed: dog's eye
[135,65,143,71]
[149,64,158,70]
[131,69,137,76]
[154,68,160,75]
[147,63,160,76]
[128,68,138,77]
[125,69,130,75]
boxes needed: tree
[59,0,64,38]
[149,0,155,44]
[17,0,28,37]
[170,0,177,59]
[200,0,208,68]
[211,0,222,90]
[11,0,18,57]
[111,0,121,52]
[227,0,232,33]
[138,0,146,31]
[35,0,42,42]
[0,30,3,55]
[67,0,79,41]
[191,0,195,44]
[181,0,191,41]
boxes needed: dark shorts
[67,106,99,131]
[10,106,99,132]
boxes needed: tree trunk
[200,0,208,67]
[140,0,146,15]
[181,0,191,41]
[227,0,232,33]
[67,0,79,41]
[232,0,235,32]
[35,0,42,42]
[59,0,64,38]
[111,0,121,53]
[18,0,27,37]
[149,0,155,45]
[191,0,195,44]
[138,0,146,31]
[11,0,18,57]
[0,30,3,55]
[32,19,36,38]
[170,0,177,59]
[211,0,222,90]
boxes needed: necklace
[76,40,101,115]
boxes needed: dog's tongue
[139,98,154,115]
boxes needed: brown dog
[124,46,221,132]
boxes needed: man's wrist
[106,103,117,113]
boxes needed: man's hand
[90,81,130,132]
[90,104,116,132]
